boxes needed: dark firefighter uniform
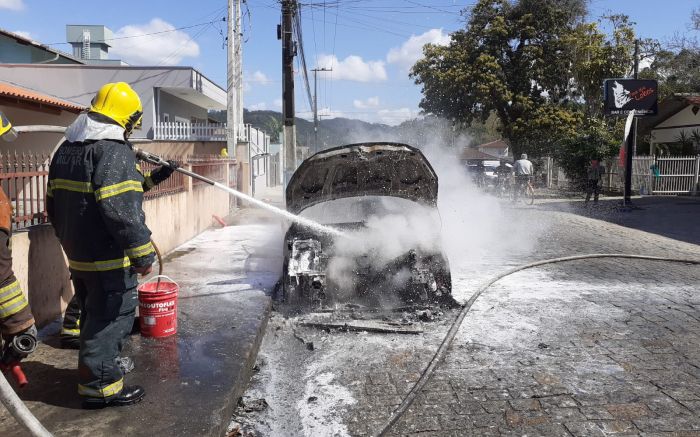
[60,164,174,347]
[47,81,157,407]
[47,137,155,401]
[0,111,37,364]
[0,188,35,337]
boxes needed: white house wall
[651,104,700,144]
[158,90,209,124]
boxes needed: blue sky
[1,0,698,125]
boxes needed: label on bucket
[141,300,176,312]
[144,316,156,326]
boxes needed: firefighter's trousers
[72,272,137,399]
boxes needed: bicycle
[495,175,512,198]
[511,176,535,205]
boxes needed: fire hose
[1,329,51,437]
[374,254,700,437]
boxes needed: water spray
[6,123,341,237]
[134,149,344,237]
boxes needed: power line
[293,2,314,112]
[45,18,225,46]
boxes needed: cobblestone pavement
[234,205,700,437]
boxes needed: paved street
[232,197,700,437]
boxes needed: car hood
[286,142,438,215]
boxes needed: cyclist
[513,153,533,202]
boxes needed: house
[638,94,700,155]
[0,28,83,65]
[477,139,510,158]
[460,147,502,164]
[0,64,226,142]
[0,81,84,154]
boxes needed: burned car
[283,142,452,308]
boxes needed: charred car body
[283,142,452,308]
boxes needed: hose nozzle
[133,148,170,167]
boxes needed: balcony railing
[154,122,227,141]
[154,122,254,142]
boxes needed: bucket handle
[140,275,179,290]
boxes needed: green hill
[210,109,484,152]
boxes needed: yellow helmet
[90,82,143,133]
[0,111,18,142]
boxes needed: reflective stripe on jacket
[47,139,155,281]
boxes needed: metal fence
[140,157,187,200]
[551,155,700,195]
[188,155,229,187]
[0,153,50,229]
[654,156,700,194]
[600,156,656,194]
[0,153,238,231]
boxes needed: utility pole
[226,0,240,158]
[311,67,331,154]
[624,39,640,205]
[235,0,243,130]
[281,0,297,188]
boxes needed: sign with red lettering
[604,79,658,116]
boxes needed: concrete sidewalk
[0,222,283,437]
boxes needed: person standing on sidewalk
[47,82,163,408]
[585,158,606,204]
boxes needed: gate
[653,156,700,194]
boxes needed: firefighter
[47,82,174,408]
[60,155,176,350]
[0,113,37,373]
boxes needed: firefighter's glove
[159,160,179,179]
[149,160,179,186]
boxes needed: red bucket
[137,275,178,338]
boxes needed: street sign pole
[624,39,640,206]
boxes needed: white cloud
[250,71,270,85]
[353,96,380,109]
[0,0,24,11]
[317,54,387,82]
[109,18,200,65]
[387,28,451,70]
[273,98,283,109]
[248,102,267,111]
[376,108,419,126]
[12,30,31,39]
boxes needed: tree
[640,48,700,98]
[411,0,635,158]
[553,117,622,186]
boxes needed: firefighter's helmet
[0,111,18,142]
[90,82,143,133]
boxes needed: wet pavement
[0,222,282,437]
[231,196,700,437]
